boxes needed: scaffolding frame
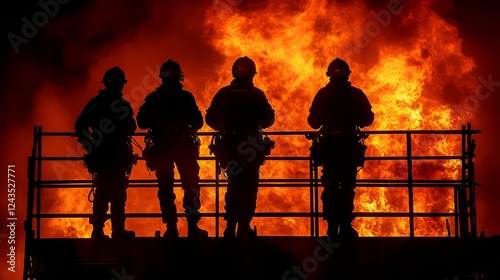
[23,123,481,279]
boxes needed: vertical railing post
[459,125,469,237]
[309,155,314,237]
[36,126,42,239]
[214,149,220,238]
[309,153,320,237]
[467,123,477,237]
[314,162,319,237]
[23,125,38,280]
[406,132,414,237]
[454,181,460,238]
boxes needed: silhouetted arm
[205,90,224,131]
[74,101,94,141]
[185,92,204,130]
[257,90,275,129]
[356,91,374,128]
[136,94,156,130]
[307,89,326,130]
[118,103,137,136]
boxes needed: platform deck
[24,236,500,280]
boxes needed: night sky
[1,0,500,279]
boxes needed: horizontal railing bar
[36,156,311,161]
[38,129,482,137]
[36,178,474,184]
[35,183,479,189]
[34,155,471,161]
[30,212,464,218]
[36,184,316,188]
[37,178,314,184]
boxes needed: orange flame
[200,0,475,237]
[40,0,477,238]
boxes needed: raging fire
[42,0,476,238]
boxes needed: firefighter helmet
[159,59,184,81]
[326,58,351,77]
[102,66,127,85]
[232,56,257,77]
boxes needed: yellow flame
[43,0,477,238]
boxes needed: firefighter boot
[326,223,340,240]
[339,224,359,239]
[237,223,257,239]
[111,226,135,239]
[91,226,109,239]
[223,221,236,238]
[187,223,209,239]
[163,222,179,239]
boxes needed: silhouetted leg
[176,153,207,238]
[224,174,239,224]
[321,163,342,236]
[238,167,260,238]
[176,155,201,224]
[339,164,358,226]
[110,175,127,230]
[236,168,260,225]
[225,171,252,223]
[90,174,111,238]
[222,171,238,237]
[224,165,260,238]
[156,161,177,224]
[336,162,359,238]
[105,172,135,238]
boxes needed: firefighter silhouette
[75,66,137,239]
[136,59,208,239]
[206,56,275,238]
[307,58,374,239]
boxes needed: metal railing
[24,123,480,243]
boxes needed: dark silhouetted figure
[307,58,374,240]
[137,59,208,239]
[75,66,137,239]
[206,56,275,238]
